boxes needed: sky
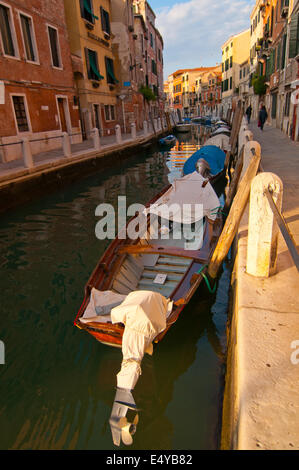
[148,0,256,80]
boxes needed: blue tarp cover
[183,145,225,176]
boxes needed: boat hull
[74,182,223,348]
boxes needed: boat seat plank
[118,244,203,262]
[138,277,177,288]
[113,271,138,291]
[145,263,188,274]
[137,281,174,297]
[142,270,182,282]
[112,279,132,295]
[157,256,192,266]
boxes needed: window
[289,12,299,59]
[229,77,232,89]
[100,7,110,35]
[105,56,118,84]
[229,56,233,68]
[79,0,97,24]
[48,26,61,68]
[271,93,277,119]
[85,48,103,81]
[0,3,18,57]
[104,105,115,121]
[284,91,291,116]
[281,33,287,68]
[20,13,37,62]
[151,59,157,75]
[12,95,29,132]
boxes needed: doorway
[57,98,67,132]
[93,104,101,134]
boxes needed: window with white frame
[19,12,38,62]
[0,2,18,57]
[12,95,30,132]
[104,105,115,121]
[47,25,62,68]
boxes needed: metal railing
[265,187,299,272]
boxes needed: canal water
[0,131,230,450]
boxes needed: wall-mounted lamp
[129,63,143,72]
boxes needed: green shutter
[277,41,281,70]
[289,13,299,59]
[83,0,99,20]
[105,57,118,83]
[281,34,287,69]
[89,50,104,80]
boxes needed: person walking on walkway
[258,105,268,131]
[246,105,252,124]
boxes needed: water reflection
[0,131,229,450]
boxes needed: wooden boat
[211,126,231,138]
[182,144,227,194]
[175,123,192,133]
[158,134,176,146]
[74,168,224,447]
[74,175,223,349]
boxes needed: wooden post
[246,172,283,277]
[21,137,34,168]
[224,144,244,210]
[240,141,260,180]
[207,142,261,279]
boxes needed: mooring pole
[207,142,261,280]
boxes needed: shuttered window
[105,57,118,84]
[79,0,98,23]
[289,13,299,59]
[85,48,104,81]
[281,33,287,69]
[100,7,110,35]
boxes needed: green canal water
[0,133,230,450]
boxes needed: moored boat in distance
[158,134,177,146]
[175,122,192,133]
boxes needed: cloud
[156,0,255,78]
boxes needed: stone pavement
[221,121,299,450]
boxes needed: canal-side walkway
[0,128,148,183]
[221,122,299,449]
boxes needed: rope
[210,206,228,217]
[196,265,216,294]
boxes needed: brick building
[133,0,164,118]
[110,0,145,132]
[0,0,81,162]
